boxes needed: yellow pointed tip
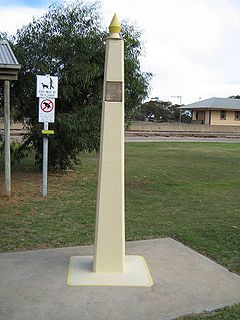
[109,13,121,34]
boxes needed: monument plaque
[105,81,122,102]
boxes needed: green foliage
[7,1,151,168]
[122,23,152,118]
[141,99,172,121]
[229,95,240,99]
[137,98,191,122]
[0,140,32,167]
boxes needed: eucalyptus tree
[10,1,151,168]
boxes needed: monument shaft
[93,20,125,273]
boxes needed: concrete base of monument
[68,255,153,286]
[1,238,240,320]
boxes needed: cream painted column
[93,14,125,273]
[68,14,152,286]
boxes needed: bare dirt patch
[126,178,148,190]
[0,169,77,210]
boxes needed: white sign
[39,98,55,123]
[36,75,58,98]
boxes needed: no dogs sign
[39,98,55,123]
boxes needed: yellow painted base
[67,255,153,287]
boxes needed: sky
[1,0,240,105]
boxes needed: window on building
[235,111,240,120]
[220,110,226,120]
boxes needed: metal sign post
[37,74,58,197]
[42,122,48,197]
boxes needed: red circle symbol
[40,99,54,113]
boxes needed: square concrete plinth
[1,238,240,320]
[68,255,153,286]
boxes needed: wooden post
[4,80,11,196]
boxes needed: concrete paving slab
[68,255,153,286]
[0,238,240,320]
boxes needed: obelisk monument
[68,15,152,286]
[93,14,125,273]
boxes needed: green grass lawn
[0,142,240,320]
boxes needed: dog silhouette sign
[36,75,58,98]
[39,98,55,123]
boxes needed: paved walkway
[1,238,240,320]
